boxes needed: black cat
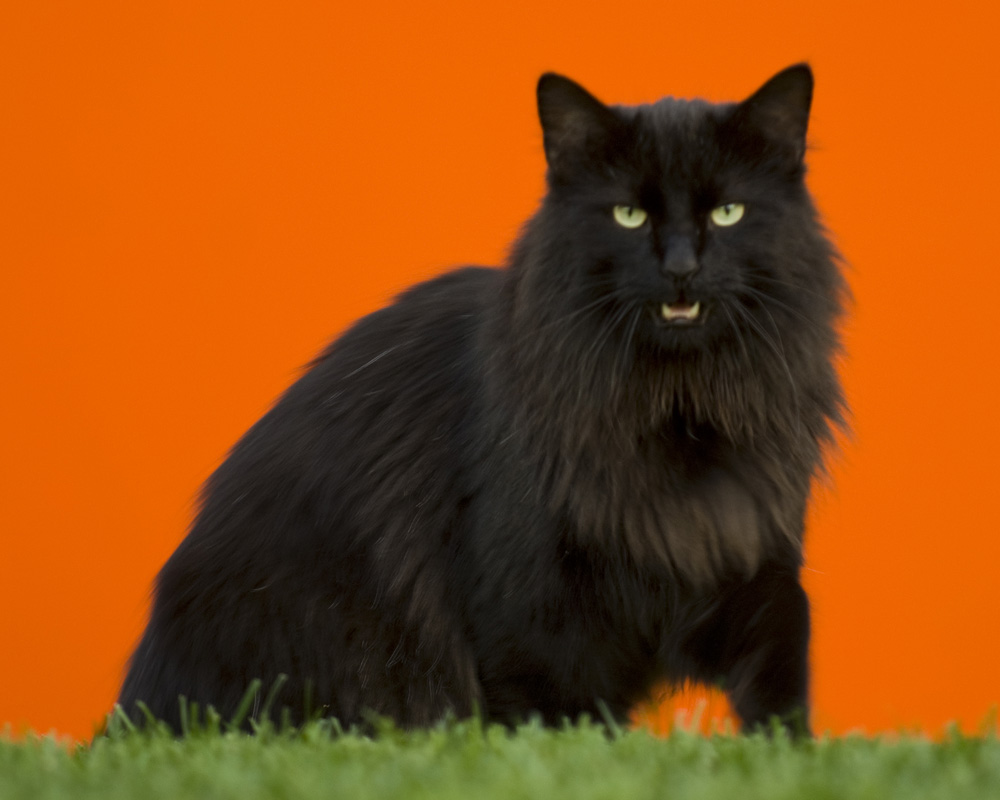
[118,64,845,736]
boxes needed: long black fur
[119,64,845,735]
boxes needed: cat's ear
[537,73,622,177]
[729,63,813,164]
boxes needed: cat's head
[508,65,844,440]
[528,65,840,358]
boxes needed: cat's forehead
[617,97,738,189]
[640,97,718,133]
[638,98,726,158]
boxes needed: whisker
[559,299,638,417]
[611,302,643,392]
[731,301,802,435]
[533,292,616,335]
[581,301,635,378]
[545,294,622,362]
[532,282,635,357]
[741,285,822,331]
[721,303,751,364]
[748,273,836,304]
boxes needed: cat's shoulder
[301,266,500,399]
[394,265,502,309]
[326,266,499,352]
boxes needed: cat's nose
[662,236,699,279]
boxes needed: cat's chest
[572,434,796,584]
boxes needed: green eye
[710,203,745,227]
[613,205,648,229]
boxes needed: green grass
[3,715,999,800]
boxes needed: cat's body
[119,65,845,734]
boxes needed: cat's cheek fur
[118,64,842,739]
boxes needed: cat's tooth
[661,301,700,321]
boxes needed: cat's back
[306,263,498,419]
[120,266,499,728]
[175,265,500,563]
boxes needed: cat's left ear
[537,73,623,179]
[729,63,813,165]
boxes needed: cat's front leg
[699,566,813,736]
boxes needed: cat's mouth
[659,301,704,325]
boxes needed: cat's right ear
[727,64,814,167]
[537,74,622,179]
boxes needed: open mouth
[659,301,703,325]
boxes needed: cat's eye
[710,203,745,227]
[613,205,648,229]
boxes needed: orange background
[3,1,998,742]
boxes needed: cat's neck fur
[482,217,837,585]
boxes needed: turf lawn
[3,711,999,800]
